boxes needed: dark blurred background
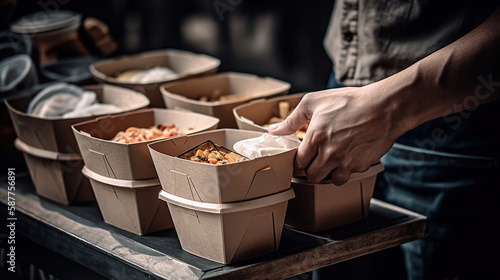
[6,0,334,93]
[0,0,334,172]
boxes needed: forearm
[374,6,500,138]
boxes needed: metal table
[0,173,426,279]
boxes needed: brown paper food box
[285,162,385,232]
[89,49,221,107]
[14,139,95,205]
[148,129,297,203]
[233,93,305,132]
[5,84,150,153]
[160,72,291,128]
[232,93,308,178]
[158,188,294,264]
[82,166,173,235]
[72,108,220,180]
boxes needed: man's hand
[269,6,500,185]
[268,86,399,185]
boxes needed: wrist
[367,66,426,141]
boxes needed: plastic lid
[0,54,34,92]
[158,188,295,214]
[81,166,160,188]
[10,10,82,34]
[14,138,81,161]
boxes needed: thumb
[267,104,309,136]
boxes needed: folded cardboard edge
[232,93,306,124]
[14,138,81,161]
[90,49,221,84]
[162,89,289,107]
[82,166,160,188]
[168,165,281,203]
[5,84,150,121]
[147,129,297,186]
[158,188,295,214]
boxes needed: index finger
[267,102,310,136]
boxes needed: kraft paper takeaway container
[89,49,221,107]
[14,138,94,205]
[72,108,219,180]
[160,72,291,128]
[158,188,295,264]
[285,162,384,232]
[148,129,296,203]
[5,84,149,153]
[233,93,305,133]
[82,166,173,235]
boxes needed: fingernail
[268,123,280,131]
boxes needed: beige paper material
[233,93,305,132]
[285,162,384,232]
[89,49,221,107]
[14,138,95,205]
[82,166,173,235]
[160,72,291,128]
[148,129,296,203]
[233,133,301,159]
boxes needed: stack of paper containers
[148,129,297,264]
[72,108,220,235]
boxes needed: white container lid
[158,188,295,214]
[81,166,160,189]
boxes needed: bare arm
[269,7,500,185]
[385,6,500,134]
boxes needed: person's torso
[324,0,499,86]
[324,0,500,158]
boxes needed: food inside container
[110,124,194,144]
[72,108,219,180]
[261,101,308,139]
[178,140,248,165]
[115,66,178,83]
